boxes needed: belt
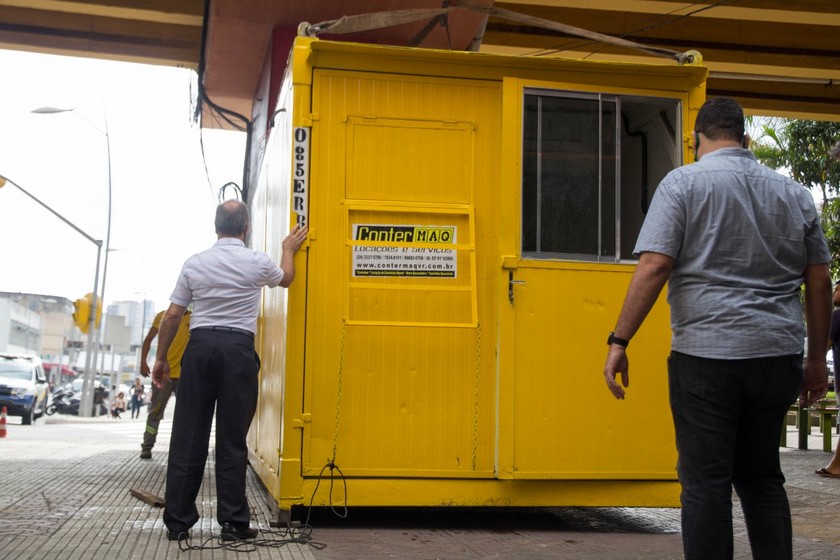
[191,326,254,339]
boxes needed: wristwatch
[607,331,630,348]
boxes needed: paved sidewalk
[301,424,840,560]
[0,415,838,559]
[778,424,840,554]
[0,413,315,560]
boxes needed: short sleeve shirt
[634,148,830,359]
[151,310,191,378]
[169,237,284,333]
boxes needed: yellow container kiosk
[248,36,707,520]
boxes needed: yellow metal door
[507,263,675,479]
[501,83,680,480]
[302,70,500,479]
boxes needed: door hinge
[292,413,312,429]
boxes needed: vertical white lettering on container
[293,127,310,226]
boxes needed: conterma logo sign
[354,225,455,244]
[351,224,458,278]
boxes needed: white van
[0,354,49,425]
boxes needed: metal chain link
[472,322,481,471]
[330,321,346,465]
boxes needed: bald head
[215,200,249,237]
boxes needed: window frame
[520,88,622,263]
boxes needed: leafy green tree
[751,119,840,277]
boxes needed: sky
[0,48,246,314]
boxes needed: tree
[751,118,840,277]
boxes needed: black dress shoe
[220,522,258,541]
[166,529,188,541]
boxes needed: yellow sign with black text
[353,224,457,277]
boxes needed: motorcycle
[46,386,107,416]
[45,386,79,415]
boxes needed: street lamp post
[0,174,102,416]
[33,106,113,416]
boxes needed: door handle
[508,271,526,305]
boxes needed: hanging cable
[217,181,243,202]
[195,0,253,201]
[172,511,320,552]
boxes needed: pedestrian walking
[602,97,832,559]
[817,140,840,480]
[129,377,145,419]
[139,309,191,458]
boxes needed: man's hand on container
[283,224,308,255]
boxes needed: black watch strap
[607,331,630,348]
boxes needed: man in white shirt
[152,200,307,542]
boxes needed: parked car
[70,376,114,413]
[71,375,112,399]
[0,354,49,425]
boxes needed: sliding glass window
[522,90,619,261]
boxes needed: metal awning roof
[0,1,837,124]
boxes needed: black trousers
[669,351,802,560]
[163,328,260,531]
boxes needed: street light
[0,173,103,416]
[32,106,113,417]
